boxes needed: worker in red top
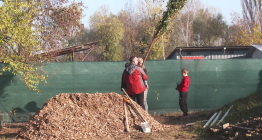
[123,56,147,110]
[177,68,190,118]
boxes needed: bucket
[141,122,151,133]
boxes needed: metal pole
[179,48,182,60]
[162,35,165,60]
[203,112,217,128]
[216,105,233,126]
[210,111,222,126]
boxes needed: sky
[201,0,242,24]
[71,0,242,28]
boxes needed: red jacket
[123,64,147,95]
[178,76,189,92]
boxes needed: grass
[185,90,262,138]
[221,90,262,124]
[184,120,211,139]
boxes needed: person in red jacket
[177,68,190,118]
[123,56,147,110]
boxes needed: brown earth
[208,117,262,140]
[1,114,262,140]
[18,93,166,139]
[0,113,204,140]
[0,92,262,140]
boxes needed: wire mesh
[0,59,262,122]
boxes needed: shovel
[122,88,151,133]
[123,101,130,132]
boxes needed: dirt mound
[209,117,262,139]
[18,92,166,139]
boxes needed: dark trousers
[179,91,188,116]
[129,92,145,110]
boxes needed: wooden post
[223,123,253,130]
[124,102,129,132]
[143,38,156,66]
[72,48,74,62]
[122,88,146,122]
[82,47,94,61]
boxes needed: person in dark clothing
[121,62,130,95]
[123,56,147,110]
[177,68,190,118]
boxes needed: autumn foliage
[0,0,85,92]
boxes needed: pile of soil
[18,93,166,139]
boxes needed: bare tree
[118,0,140,60]
[241,0,262,32]
[174,0,203,47]
[118,0,167,60]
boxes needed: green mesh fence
[0,59,262,122]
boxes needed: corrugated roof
[167,46,252,59]
[245,45,262,58]
[252,45,262,51]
